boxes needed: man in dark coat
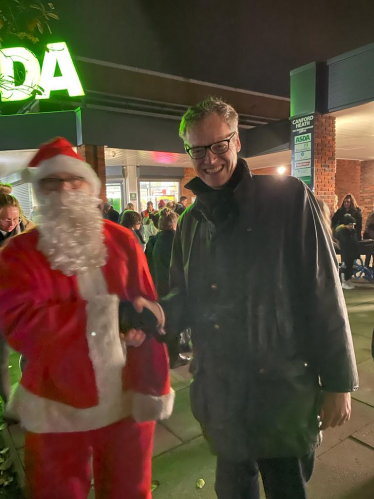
[102,202,120,223]
[162,98,358,499]
[175,196,188,215]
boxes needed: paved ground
[2,282,374,498]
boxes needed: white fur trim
[29,155,101,196]
[132,390,175,422]
[8,268,132,433]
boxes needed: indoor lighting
[277,166,286,175]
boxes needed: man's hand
[120,329,146,347]
[132,296,166,334]
[319,392,351,430]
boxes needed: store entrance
[139,180,180,212]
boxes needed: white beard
[37,190,107,276]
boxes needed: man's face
[343,197,351,209]
[39,172,92,195]
[347,223,355,231]
[147,203,153,211]
[185,114,241,189]
[0,206,20,232]
[181,198,187,207]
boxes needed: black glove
[119,301,161,338]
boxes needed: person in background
[102,202,120,223]
[150,200,167,229]
[145,208,186,367]
[363,206,374,268]
[0,183,34,230]
[332,194,362,240]
[0,137,173,499]
[121,209,146,250]
[0,194,26,248]
[141,201,155,218]
[126,202,135,210]
[0,194,28,405]
[335,214,360,290]
[166,201,176,211]
[162,97,358,499]
[0,183,12,195]
[175,196,188,215]
[142,217,158,244]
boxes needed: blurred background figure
[120,209,146,250]
[0,194,25,247]
[335,214,360,290]
[0,183,13,195]
[175,196,188,215]
[0,193,28,406]
[141,201,155,218]
[332,193,362,240]
[145,208,189,367]
[363,204,374,268]
[125,202,135,210]
[102,202,120,223]
[142,217,158,244]
[166,201,176,211]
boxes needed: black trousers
[215,452,315,499]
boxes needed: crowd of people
[0,97,371,499]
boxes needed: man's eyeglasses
[185,132,236,160]
[40,177,84,191]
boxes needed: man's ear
[236,132,241,153]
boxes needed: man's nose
[205,149,218,164]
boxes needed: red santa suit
[0,138,174,499]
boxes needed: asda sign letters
[0,42,84,102]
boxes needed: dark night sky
[53,0,374,97]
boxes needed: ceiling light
[277,166,286,175]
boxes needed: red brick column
[180,167,196,206]
[314,115,336,214]
[78,145,107,201]
[360,160,374,225]
[335,160,361,207]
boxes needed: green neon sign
[0,42,84,102]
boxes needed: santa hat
[25,137,101,197]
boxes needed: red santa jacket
[0,221,172,421]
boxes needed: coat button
[258,368,266,374]
[211,284,218,290]
[213,324,220,330]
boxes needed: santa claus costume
[0,138,174,499]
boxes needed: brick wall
[360,160,374,226]
[78,144,107,201]
[335,160,361,209]
[314,115,336,214]
[180,167,196,205]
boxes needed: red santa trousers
[24,418,155,499]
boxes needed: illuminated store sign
[0,42,84,102]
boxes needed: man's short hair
[179,97,239,140]
[180,196,188,202]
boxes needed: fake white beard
[37,190,107,276]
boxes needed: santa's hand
[120,329,146,347]
[132,297,166,335]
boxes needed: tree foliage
[0,0,59,48]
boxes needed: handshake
[119,297,166,346]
